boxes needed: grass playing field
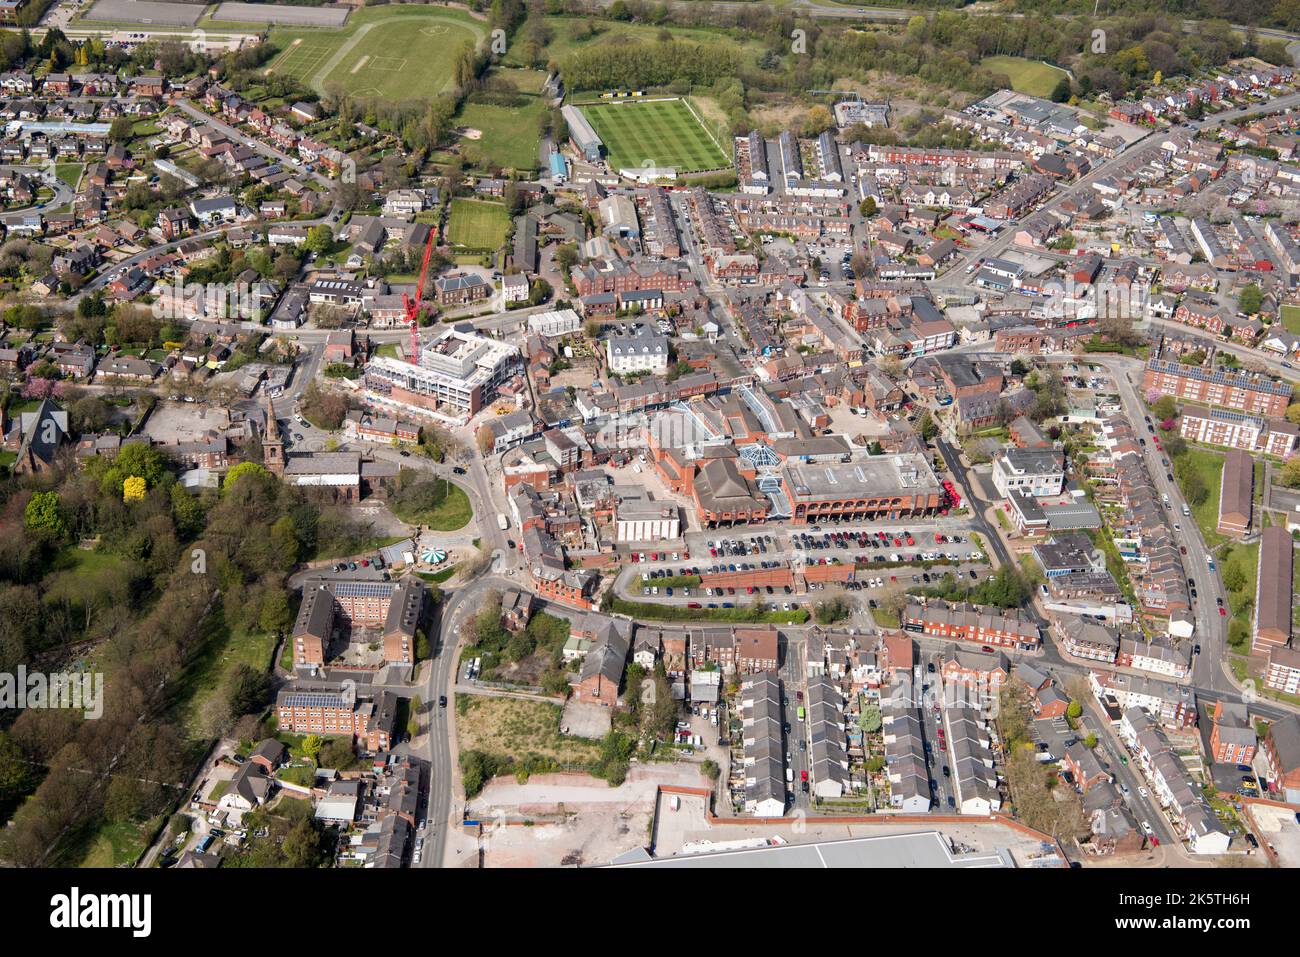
[446,198,510,251]
[580,98,730,173]
[979,56,1070,99]
[266,6,486,101]
[456,72,550,173]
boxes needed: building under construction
[364,324,522,419]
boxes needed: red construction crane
[403,227,436,361]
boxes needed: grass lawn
[418,564,459,583]
[1221,540,1259,628]
[1176,447,1228,548]
[391,480,473,531]
[980,56,1070,98]
[278,637,295,672]
[54,163,83,189]
[456,696,603,767]
[457,95,548,173]
[56,816,161,868]
[266,5,486,101]
[309,532,408,562]
[446,198,509,251]
[173,610,278,741]
[1282,304,1300,334]
[580,98,730,173]
[872,606,901,629]
[40,548,134,614]
[609,595,809,625]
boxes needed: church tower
[262,395,285,475]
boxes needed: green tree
[1181,468,1208,506]
[0,731,31,808]
[302,734,324,764]
[224,461,271,492]
[96,442,168,497]
[108,115,133,143]
[304,225,333,255]
[23,491,64,537]
[1238,283,1263,316]
[1281,455,1300,489]
[859,706,882,733]
[917,410,939,441]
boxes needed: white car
[1138,786,1149,799]
[1141,820,1154,836]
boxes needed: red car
[980,645,995,653]
[687,602,701,609]
[651,552,659,561]
[905,535,914,546]
[800,770,808,783]
[935,533,943,544]
[1219,607,1227,617]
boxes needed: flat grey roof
[785,454,939,501]
[616,831,1016,868]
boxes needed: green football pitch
[580,99,730,173]
[267,7,486,101]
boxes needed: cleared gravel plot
[83,0,203,26]
[212,2,350,26]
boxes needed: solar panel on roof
[283,693,346,708]
[334,581,395,598]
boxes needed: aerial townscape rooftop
[0,0,1295,933]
